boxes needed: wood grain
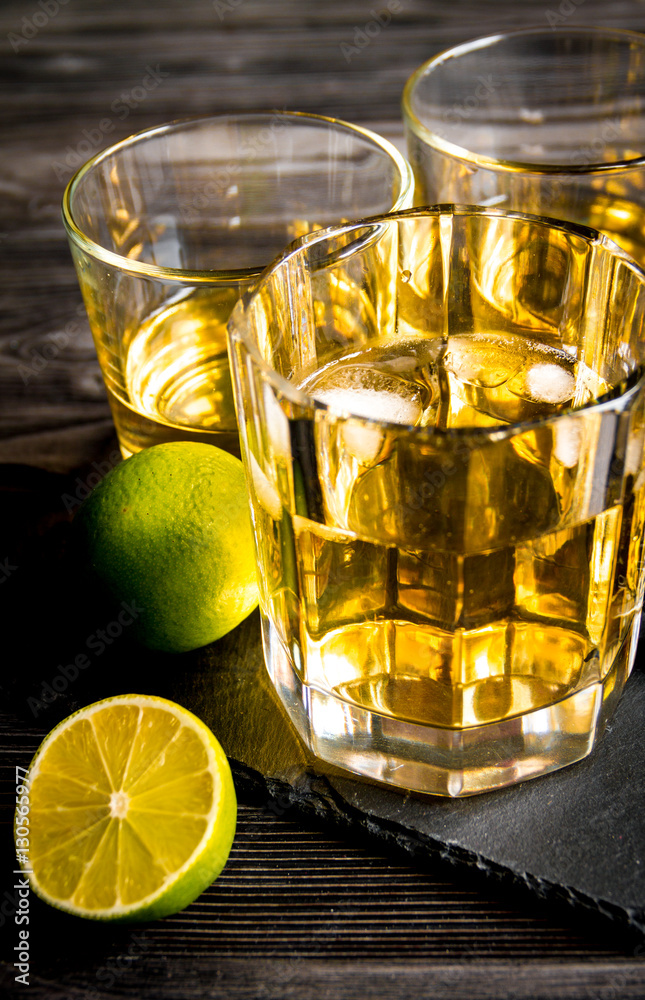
[3,2,645,996]
[2,719,644,1000]
[4,0,645,473]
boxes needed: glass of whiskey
[228,205,645,796]
[403,28,645,266]
[62,112,413,458]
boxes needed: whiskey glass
[228,205,645,797]
[62,112,413,457]
[403,28,645,265]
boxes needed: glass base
[262,615,637,797]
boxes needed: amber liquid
[250,333,645,730]
[409,126,645,267]
[105,215,323,459]
[106,288,242,458]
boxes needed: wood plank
[4,2,645,995]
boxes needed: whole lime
[74,442,258,653]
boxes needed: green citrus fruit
[74,442,258,653]
[15,694,237,922]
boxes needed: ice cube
[314,385,422,425]
[553,417,582,468]
[340,422,386,465]
[307,365,424,426]
[248,452,283,520]
[444,335,524,388]
[263,383,291,461]
[524,363,575,404]
[378,354,420,373]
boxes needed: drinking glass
[402,28,645,265]
[228,205,645,797]
[62,112,413,457]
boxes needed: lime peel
[74,442,259,653]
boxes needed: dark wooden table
[3,2,645,997]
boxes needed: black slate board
[168,619,645,948]
[2,463,645,949]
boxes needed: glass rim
[230,203,645,440]
[61,110,414,284]
[402,25,645,176]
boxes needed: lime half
[16,695,236,922]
